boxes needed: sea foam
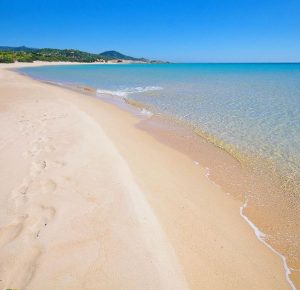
[140,108,154,117]
[96,86,163,99]
[240,200,296,290]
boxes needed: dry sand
[0,63,293,289]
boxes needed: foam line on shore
[240,200,296,290]
[96,86,163,99]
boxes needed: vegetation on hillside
[0,46,156,63]
[100,50,146,61]
[0,48,109,63]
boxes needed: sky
[0,0,299,62]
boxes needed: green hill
[0,46,159,63]
[100,50,147,61]
[0,45,37,52]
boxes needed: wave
[240,200,296,290]
[139,108,154,117]
[96,86,163,98]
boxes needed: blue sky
[0,0,299,62]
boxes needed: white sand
[0,63,292,289]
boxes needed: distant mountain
[99,50,147,61]
[0,45,37,52]
[0,46,166,63]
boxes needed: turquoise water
[20,64,300,181]
[20,63,300,285]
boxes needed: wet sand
[0,63,293,289]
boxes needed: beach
[0,63,294,289]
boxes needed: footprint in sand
[0,217,26,247]
[40,205,56,221]
[33,205,56,239]
[15,182,29,196]
[40,179,57,195]
[30,160,47,178]
[22,133,52,158]
[11,180,31,209]
[44,144,55,153]
[11,161,49,210]
[22,143,39,159]
[2,246,42,289]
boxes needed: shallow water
[20,63,300,285]
[21,64,300,176]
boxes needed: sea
[20,63,300,288]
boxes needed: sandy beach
[0,63,293,289]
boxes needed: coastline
[0,62,295,289]
[19,62,300,287]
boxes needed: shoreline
[239,200,296,290]
[0,62,296,289]
[18,62,300,287]
[135,106,300,289]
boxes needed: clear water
[20,63,300,181]
[19,63,300,288]
[20,63,300,283]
